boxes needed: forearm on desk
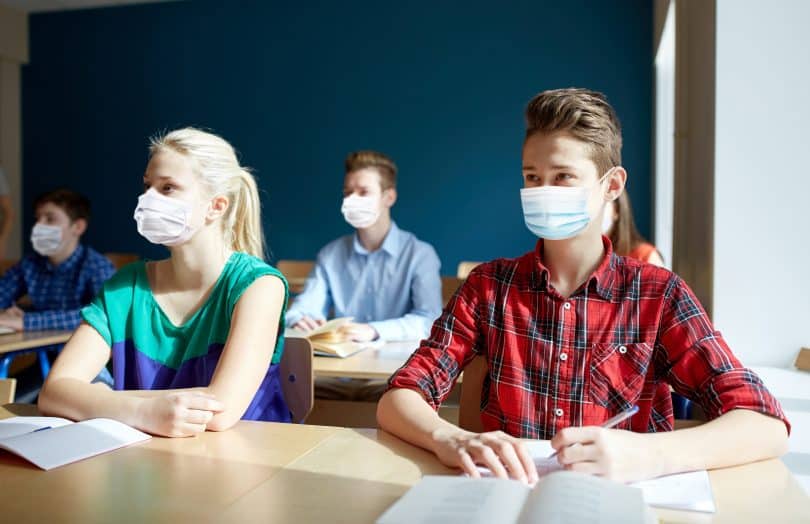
[39,378,145,425]
[377,388,468,453]
[648,409,788,476]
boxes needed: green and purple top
[82,252,290,422]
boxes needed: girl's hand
[136,392,224,437]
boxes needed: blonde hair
[149,127,265,259]
[344,150,397,190]
[525,88,622,175]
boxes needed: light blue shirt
[285,222,442,341]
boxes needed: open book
[376,471,656,524]
[0,416,150,470]
[287,317,383,358]
[476,440,716,513]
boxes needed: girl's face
[143,149,211,229]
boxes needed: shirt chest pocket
[588,342,653,411]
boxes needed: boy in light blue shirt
[286,151,442,344]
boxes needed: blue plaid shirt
[0,245,115,331]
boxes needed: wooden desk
[0,330,72,354]
[0,405,808,523]
[313,340,420,381]
[0,330,73,378]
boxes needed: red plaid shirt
[389,238,789,438]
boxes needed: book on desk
[378,439,715,524]
[0,416,150,470]
[287,317,384,358]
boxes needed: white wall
[654,2,675,267]
[715,0,810,366]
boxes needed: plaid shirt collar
[37,244,86,273]
[530,235,617,302]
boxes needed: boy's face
[522,131,625,235]
[343,168,396,209]
[34,202,86,253]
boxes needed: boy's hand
[550,426,661,482]
[337,322,378,342]
[0,307,23,331]
[136,392,224,438]
[430,427,538,485]
[293,316,325,332]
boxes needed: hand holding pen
[548,405,640,459]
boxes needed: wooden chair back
[279,337,314,423]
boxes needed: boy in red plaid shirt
[377,88,788,483]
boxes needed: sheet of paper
[0,416,73,439]
[0,417,150,470]
[476,439,715,513]
[376,475,529,524]
[0,326,15,335]
[474,439,562,480]
[632,469,716,512]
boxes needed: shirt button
[554,408,564,417]
[563,302,571,310]
[559,353,568,361]
[618,345,628,354]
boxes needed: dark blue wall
[23,0,652,272]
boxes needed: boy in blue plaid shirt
[0,189,115,332]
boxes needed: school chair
[0,378,16,403]
[280,336,314,423]
[458,355,488,432]
[795,347,810,371]
[457,261,482,280]
[441,276,464,306]
[276,260,314,295]
[104,252,139,270]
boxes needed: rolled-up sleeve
[387,268,483,409]
[658,275,790,433]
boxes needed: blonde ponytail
[149,127,266,259]
[230,169,265,259]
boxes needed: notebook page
[520,471,654,524]
[474,439,562,480]
[631,470,716,512]
[0,417,150,470]
[0,416,73,439]
[376,476,529,524]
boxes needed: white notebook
[475,440,715,513]
[377,472,656,524]
[0,416,151,470]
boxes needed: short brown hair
[34,188,91,223]
[344,150,397,190]
[524,88,622,174]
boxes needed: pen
[548,405,639,458]
[32,426,52,433]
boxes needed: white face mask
[341,194,381,229]
[31,224,63,256]
[133,188,199,246]
[520,171,611,240]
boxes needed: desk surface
[1,404,808,523]
[0,329,72,354]
[313,340,420,380]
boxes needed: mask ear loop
[598,167,619,201]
